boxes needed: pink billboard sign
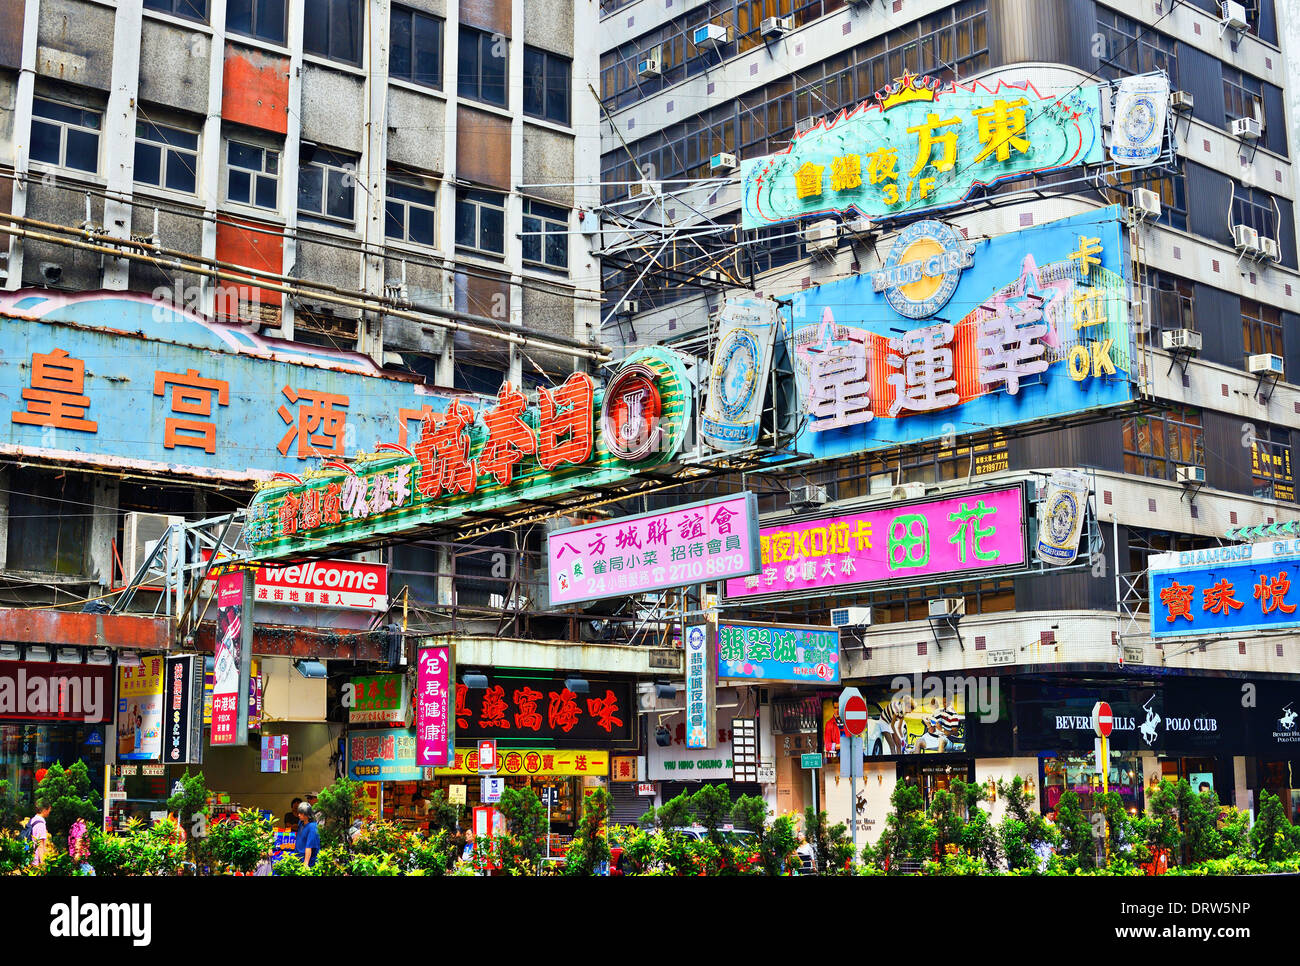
[548,493,761,605]
[724,485,1026,600]
[416,645,451,767]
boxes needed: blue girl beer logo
[870,220,975,320]
[715,328,760,419]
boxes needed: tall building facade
[0,0,609,822]
[599,0,1300,836]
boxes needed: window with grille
[226,0,286,45]
[459,26,508,108]
[1123,408,1203,482]
[385,175,437,246]
[31,98,101,174]
[1242,299,1283,362]
[134,119,199,194]
[225,139,280,211]
[454,187,506,256]
[390,5,443,89]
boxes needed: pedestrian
[283,797,302,828]
[25,803,52,867]
[294,802,321,868]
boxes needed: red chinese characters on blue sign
[1149,543,1300,638]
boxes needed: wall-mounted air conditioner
[841,216,873,238]
[1231,223,1261,256]
[830,607,873,628]
[693,23,730,50]
[1259,237,1279,262]
[804,219,838,256]
[1161,328,1202,353]
[1175,464,1206,485]
[788,484,828,509]
[618,300,639,314]
[1247,353,1284,377]
[1221,1,1248,32]
[637,48,662,77]
[1232,116,1261,140]
[1170,90,1194,113]
[630,179,661,198]
[1131,188,1161,221]
[890,482,926,501]
[760,15,793,38]
[928,597,966,619]
[122,512,183,580]
[710,152,738,173]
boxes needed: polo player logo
[1140,696,1161,746]
[1281,703,1297,731]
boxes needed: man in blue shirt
[294,802,321,867]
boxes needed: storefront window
[1040,752,1143,823]
[897,760,975,807]
[0,723,106,813]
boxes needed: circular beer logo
[1122,95,1157,145]
[1046,490,1078,544]
[871,220,975,320]
[714,329,760,419]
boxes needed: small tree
[497,787,548,874]
[873,780,936,872]
[995,777,1053,872]
[649,791,695,831]
[35,761,101,842]
[424,789,461,835]
[1251,789,1295,864]
[1132,779,1181,865]
[563,788,612,876]
[690,785,733,844]
[315,778,366,850]
[203,809,273,874]
[1053,791,1097,869]
[0,780,25,834]
[165,770,209,865]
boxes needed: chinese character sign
[347,727,421,781]
[791,207,1134,461]
[741,73,1107,229]
[433,748,610,778]
[164,656,200,765]
[211,571,252,747]
[454,675,633,744]
[717,623,840,685]
[548,493,760,605]
[1149,541,1300,638]
[350,674,407,726]
[416,647,452,767]
[724,486,1025,601]
[117,657,164,762]
[685,625,715,750]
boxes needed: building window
[1249,425,1293,501]
[454,188,506,256]
[385,175,436,246]
[225,139,279,211]
[1107,168,1187,232]
[1123,407,1203,481]
[1231,184,1277,241]
[226,0,286,45]
[298,148,356,225]
[5,468,91,575]
[304,0,361,66]
[143,0,209,23]
[521,198,567,270]
[1242,299,1283,361]
[1222,65,1264,127]
[523,46,571,125]
[1095,8,1178,87]
[1145,270,1195,335]
[390,5,443,89]
[134,120,199,194]
[458,26,508,108]
[30,98,101,174]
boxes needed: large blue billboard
[0,291,459,481]
[791,206,1136,458]
[1149,540,1300,638]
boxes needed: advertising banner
[856,687,969,758]
[163,656,203,765]
[247,346,692,560]
[548,493,760,605]
[1148,540,1300,638]
[740,73,1105,229]
[433,748,610,778]
[684,625,716,749]
[204,553,389,611]
[1036,470,1090,566]
[702,297,781,450]
[260,735,289,773]
[211,570,253,747]
[724,485,1025,601]
[348,727,421,781]
[117,657,164,761]
[717,621,840,685]
[350,674,407,726]
[455,675,633,745]
[0,661,111,723]
[416,646,452,767]
[0,290,453,482]
[1109,73,1169,166]
[790,207,1134,460]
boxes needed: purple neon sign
[723,485,1026,600]
[548,493,761,605]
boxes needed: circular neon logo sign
[713,328,760,419]
[601,363,663,461]
[870,220,975,320]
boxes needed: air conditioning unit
[830,606,873,628]
[1131,188,1161,221]
[890,482,926,501]
[928,597,966,619]
[788,484,828,509]
[1221,0,1248,32]
[693,22,730,50]
[1231,223,1261,255]
[122,512,183,580]
[637,48,662,77]
[1176,464,1207,485]
[618,299,639,314]
[841,216,873,238]
[1170,90,1194,113]
[1161,328,1202,353]
[630,179,661,199]
[710,152,738,173]
[1248,353,1284,377]
[1259,237,1279,261]
[760,15,793,38]
[1232,116,1262,140]
[804,219,838,256]
[795,116,819,135]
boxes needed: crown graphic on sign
[875,72,942,111]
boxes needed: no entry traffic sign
[1092,701,1113,738]
[839,687,868,738]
